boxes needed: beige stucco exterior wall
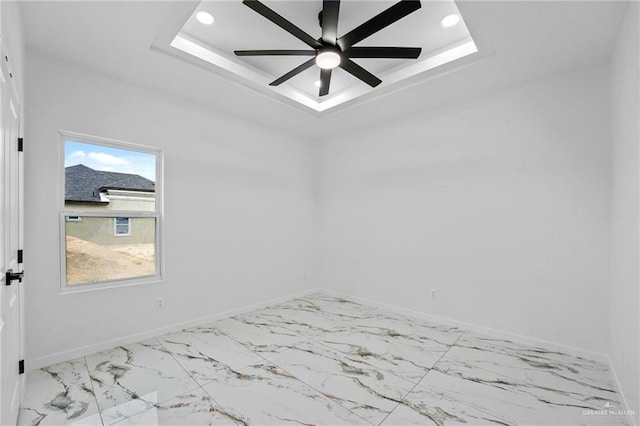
[65,216,155,245]
[64,191,155,244]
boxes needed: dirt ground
[66,236,155,285]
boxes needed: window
[114,217,131,236]
[60,131,163,290]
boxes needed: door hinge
[17,249,23,264]
[18,360,24,375]
[17,138,23,152]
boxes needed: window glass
[62,135,161,288]
[114,217,131,236]
[64,216,157,285]
[65,140,156,212]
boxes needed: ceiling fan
[234,0,422,97]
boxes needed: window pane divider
[61,211,158,218]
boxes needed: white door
[0,38,24,426]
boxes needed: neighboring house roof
[65,164,155,203]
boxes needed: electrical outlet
[156,297,164,310]
[431,289,437,299]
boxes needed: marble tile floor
[18,294,628,426]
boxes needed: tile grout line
[395,330,532,425]
[151,336,223,406]
[376,331,466,426]
[151,336,262,425]
[193,320,375,425]
[430,330,467,371]
[25,296,623,426]
[82,355,106,426]
[210,314,378,425]
[103,337,206,424]
[157,334,254,424]
[410,330,517,425]
[256,308,442,426]
[255,347,378,426]
[212,347,376,426]
[247,301,467,426]
[155,329,267,420]
[410,331,614,424]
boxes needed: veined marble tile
[310,329,442,384]
[213,315,306,355]
[384,369,629,425]
[18,358,102,426]
[201,362,370,425]
[340,309,464,346]
[239,303,344,337]
[85,340,200,425]
[157,325,263,385]
[437,332,621,412]
[452,332,618,395]
[20,297,629,426]
[111,388,240,426]
[296,294,379,323]
[267,339,414,425]
[381,370,518,425]
[310,311,462,383]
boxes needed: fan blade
[321,0,340,45]
[340,59,382,87]
[243,0,322,49]
[337,0,421,50]
[235,50,315,56]
[269,58,316,86]
[345,46,421,59]
[319,68,332,96]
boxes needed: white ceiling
[20,1,628,139]
[164,0,476,111]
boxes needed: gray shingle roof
[65,164,155,203]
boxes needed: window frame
[59,130,164,293]
[114,217,131,236]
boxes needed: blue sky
[65,140,156,181]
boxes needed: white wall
[21,6,633,397]
[319,65,612,354]
[610,2,639,422]
[24,51,317,364]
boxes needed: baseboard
[28,285,637,425]
[320,288,610,364]
[608,359,638,426]
[26,286,636,425]
[27,287,321,371]
[323,290,640,422]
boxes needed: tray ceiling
[154,0,477,113]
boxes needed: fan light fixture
[235,0,423,97]
[440,13,460,28]
[316,50,341,69]
[196,11,215,25]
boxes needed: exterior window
[114,217,131,236]
[60,131,163,289]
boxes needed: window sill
[59,275,163,295]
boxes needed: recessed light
[316,50,341,70]
[440,13,460,28]
[196,11,215,25]
[314,80,322,88]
